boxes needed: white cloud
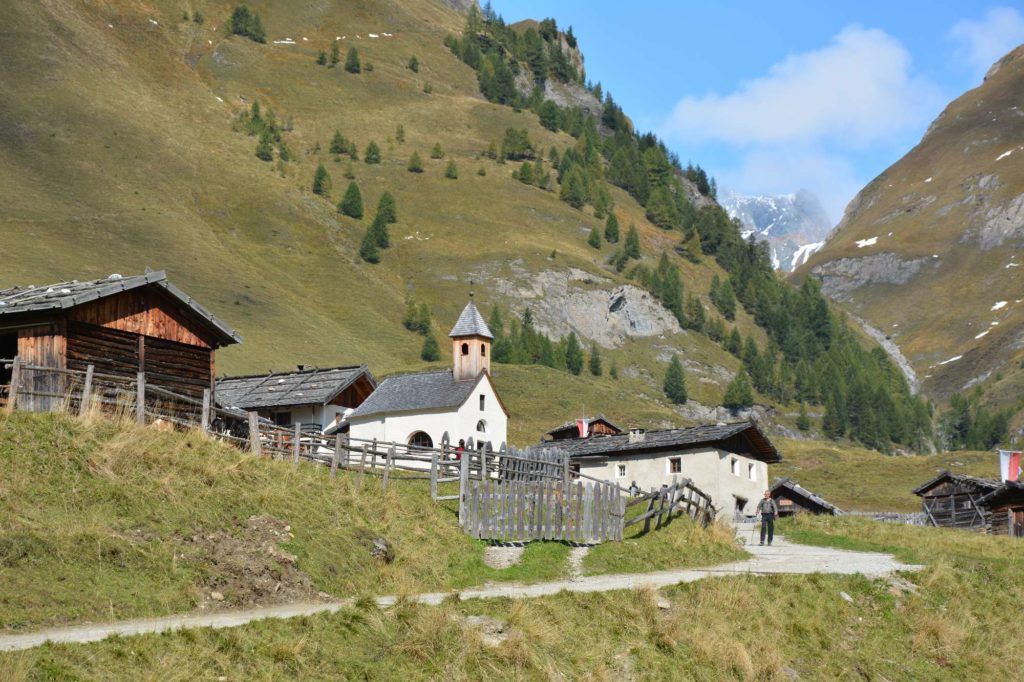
[662,25,941,147]
[719,149,863,225]
[950,6,1024,78]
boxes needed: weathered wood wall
[69,289,216,349]
[17,323,66,411]
[921,480,989,530]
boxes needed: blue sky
[489,1,1024,223]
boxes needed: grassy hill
[0,411,740,631]
[0,0,777,444]
[799,45,1024,426]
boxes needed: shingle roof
[911,470,1001,496]
[350,369,479,418]
[216,365,375,410]
[0,271,240,346]
[978,480,1024,506]
[531,421,781,463]
[448,301,492,339]
[770,478,842,514]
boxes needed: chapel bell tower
[449,295,493,381]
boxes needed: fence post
[200,388,211,432]
[5,356,21,413]
[248,411,262,456]
[292,423,302,468]
[562,450,570,488]
[430,451,439,500]
[382,444,395,491]
[330,434,343,478]
[136,372,146,425]
[76,364,94,417]
[459,450,470,526]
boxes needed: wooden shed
[912,471,1001,531]
[770,478,842,516]
[545,416,623,441]
[0,272,240,410]
[978,482,1024,538]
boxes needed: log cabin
[0,272,240,410]
[912,471,1001,531]
[769,477,842,516]
[978,481,1024,538]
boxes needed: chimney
[628,428,645,444]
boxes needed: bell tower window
[461,342,469,356]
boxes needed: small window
[748,463,756,481]
[461,342,469,356]
[481,344,486,357]
[273,412,292,426]
[616,464,627,478]
[476,419,487,433]
[479,394,485,411]
[408,431,433,449]
[731,458,739,476]
[668,457,682,474]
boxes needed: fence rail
[625,478,716,531]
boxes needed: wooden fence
[2,356,717,544]
[625,479,716,531]
[462,477,624,543]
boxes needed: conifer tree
[518,161,534,185]
[370,212,390,248]
[359,228,380,263]
[417,304,432,334]
[229,5,266,43]
[723,370,754,410]
[564,332,584,375]
[345,47,361,73]
[255,131,274,161]
[421,331,440,361]
[376,191,397,224]
[587,227,601,249]
[445,160,459,179]
[604,212,620,243]
[624,224,641,259]
[312,164,331,196]
[609,360,619,379]
[797,402,811,432]
[329,131,347,156]
[489,306,513,363]
[395,124,405,143]
[431,142,445,159]
[403,299,420,333]
[559,166,588,209]
[726,328,742,356]
[663,355,688,404]
[338,181,363,218]
[317,51,328,66]
[408,55,420,72]
[330,42,340,66]
[588,342,603,376]
[364,141,381,164]
[407,152,424,173]
[685,294,705,332]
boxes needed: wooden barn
[545,415,623,441]
[770,478,842,516]
[0,272,240,410]
[978,482,1024,538]
[912,471,1001,531]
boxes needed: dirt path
[0,525,922,653]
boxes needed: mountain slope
[0,0,772,443]
[721,190,831,271]
[800,45,1024,418]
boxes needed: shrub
[408,55,420,72]
[229,5,265,43]
[364,141,381,164]
[407,152,424,173]
[430,143,444,159]
[345,47,361,73]
[445,160,458,179]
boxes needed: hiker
[756,490,779,545]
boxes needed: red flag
[999,450,1021,482]
[576,418,588,438]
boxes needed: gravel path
[0,524,922,652]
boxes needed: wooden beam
[5,357,21,413]
[200,388,210,432]
[248,411,262,456]
[330,434,343,479]
[292,423,301,469]
[136,371,146,425]
[78,364,94,417]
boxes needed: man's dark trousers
[760,514,775,545]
